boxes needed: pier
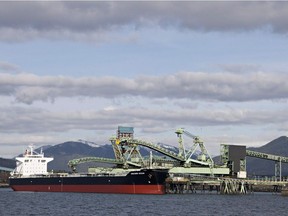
[165,174,288,194]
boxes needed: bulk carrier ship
[9,145,168,194]
[8,126,232,194]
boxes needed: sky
[1,1,288,158]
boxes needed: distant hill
[0,158,15,169]
[246,136,288,176]
[39,141,115,171]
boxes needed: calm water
[0,188,287,216]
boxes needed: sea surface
[0,188,287,216]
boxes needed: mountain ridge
[2,136,288,175]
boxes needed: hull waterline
[10,184,165,194]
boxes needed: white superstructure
[11,145,53,177]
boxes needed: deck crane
[175,128,214,176]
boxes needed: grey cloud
[0,61,20,73]
[0,105,286,135]
[1,71,288,104]
[217,64,262,73]
[1,2,288,42]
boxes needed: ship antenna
[29,144,33,155]
[149,151,153,169]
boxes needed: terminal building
[221,144,247,178]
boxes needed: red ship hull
[11,184,165,194]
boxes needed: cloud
[1,71,288,104]
[217,64,262,73]
[0,61,20,73]
[1,103,281,157]
[1,2,288,42]
[0,105,287,135]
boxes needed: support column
[275,160,282,181]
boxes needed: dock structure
[166,175,221,194]
[165,174,288,194]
